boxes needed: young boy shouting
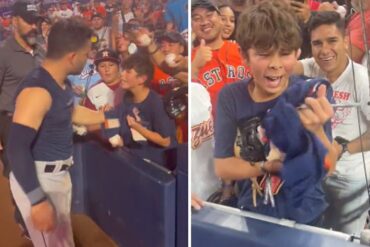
[213,0,337,225]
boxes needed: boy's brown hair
[236,0,302,57]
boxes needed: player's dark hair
[122,52,154,87]
[46,17,93,59]
[236,0,301,57]
[308,11,345,36]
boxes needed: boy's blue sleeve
[116,103,133,145]
[151,96,177,145]
[214,87,238,158]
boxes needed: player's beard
[21,29,38,48]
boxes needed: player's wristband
[31,195,48,206]
[102,110,120,138]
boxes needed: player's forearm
[134,125,171,147]
[214,157,263,180]
[7,123,46,205]
[72,105,105,125]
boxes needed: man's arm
[146,41,188,82]
[9,87,56,232]
[191,39,212,81]
[12,87,51,134]
[338,124,370,154]
[72,105,105,125]
[215,158,281,180]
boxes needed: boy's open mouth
[264,75,283,87]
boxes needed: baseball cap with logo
[191,0,220,14]
[94,48,121,66]
[12,1,40,24]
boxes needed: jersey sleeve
[214,86,237,158]
[151,93,176,143]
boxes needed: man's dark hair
[122,52,154,87]
[308,11,345,36]
[46,17,93,59]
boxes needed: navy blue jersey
[214,79,278,159]
[118,90,177,148]
[215,77,330,225]
[16,67,74,161]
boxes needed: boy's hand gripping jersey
[237,77,334,224]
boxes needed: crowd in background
[0,0,189,169]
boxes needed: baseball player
[7,18,120,246]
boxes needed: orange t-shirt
[151,65,183,96]
[192,40,250,116]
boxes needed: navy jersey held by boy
[214,76,331,225]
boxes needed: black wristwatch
[335,136,349,160]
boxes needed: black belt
[44,164,70,173]
[0,111,13,117]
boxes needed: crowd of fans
[1,0,189,166]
